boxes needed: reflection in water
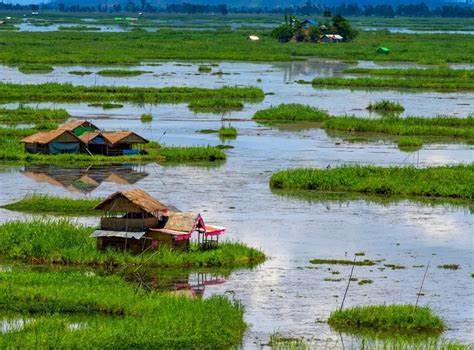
[21,164,148,193]
[126,269,225,298]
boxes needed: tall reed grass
[0,219,265,268]
[270,165,474,200]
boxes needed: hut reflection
[21,164,149,193]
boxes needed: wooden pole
[415,260,430,310]
[340,255,357,311]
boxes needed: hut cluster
[92,189,226,252]
[21,119,148,156]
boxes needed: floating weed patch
[0,219,265,268]
[384,264,406,270]
[87,103,123,109]
[324,278,342,282]
[270,165,474,201]
[69,71,93,76]
[18,64,54,74]
[253,104,329,123]
[219,125,238,139]
[268,333,308,349]
[96,69,151,77]
[198,65,212,73]
[188,99,244,114]
[367,100,405,113]
[0,194,102,216]
[355,252,366,256]
[310,259,376,266]
[328,304,445,333]
[140,113,153,123]
[397,137,424,152]
[197,129,218,134]
[344,67,474,79]
[358,279,373,285]
[438,264,460,270]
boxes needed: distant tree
[271,24,295,43]
[308,26,321,42]
[332,15,358,42]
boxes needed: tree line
[0,1,472,18]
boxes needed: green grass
[198,65,212,73]
[188,99,244,113]
[270,165,474,201]
[344,67,474,79]
[0,268,247,349]
[18,64,54,74]
[312,77,474,91]
[140,113,153,123]
[328,304,445,333]
[69,70,93,76]
[397,137,424,152]
[253,104,329,123]
[310,259,376,266]
[219,125,238,139]
[0,83,264,104]
[358,279,373,285]
[254,105,474,142]
[96,69,151,77]
[367,100,405,113]
[384,264,406,270]
[0,31,472,64]
[0,107,70,125]
[0,194,102,215]
[88,103,124,109]
[0,219,265,268]
[58,25,101,31]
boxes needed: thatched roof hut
[60,119,99,136]
[95,189,168,216]
[20,129,84,155]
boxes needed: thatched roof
[20,130,82,144]
[162,212,202,233]
[60,119,99,132]
[78,131,101,144]
[94,189,168,214]
[101,131,148,146]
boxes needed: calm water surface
[0,60,472,348]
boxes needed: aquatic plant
[384,264,406,270]
[328,304,445,333]
[254,105,474,141]
[96,69,151,77]
[312,76,474,91]
[0,194,102,215]
[0,83,264,104]
[188,99,244,113]
[397,137,423,148]
[367,100,405,112]
[18,64,54,74]
[270,165,474,201]
[438,264,460,270]
[0,219,265,268]
[253,104,330,123]
[140,113,153,123]
[219,125,238,139]
[0,107,70,125]
[69,70,93,75]
[358,279,373,285]
[198,65,212,73]
[344,67,474,79]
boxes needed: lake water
[0,59,472,348]
[1,60,473,118]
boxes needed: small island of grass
[18,64,54,74]
[219,125,238,139]
[96,69,151,77]
[367,100,405,113]
[188,99,244,114]
[0,107,70,125]
[140,113,153,123]
[328,304,445,333]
